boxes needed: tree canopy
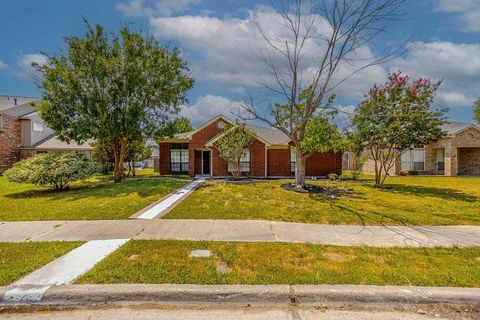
[351,72,446,187]
[35,23,194,182]
[157,117,193,138]
[475,99,480,124]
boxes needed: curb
[2,284,480,307]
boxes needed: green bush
[327,173,338,181]
[351,170,362,180]
[339,174,351,181]
[4,153,96,191]
[399,170,409,176]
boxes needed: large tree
[35,23,194,182]
[157,117,193,138]
[351,72,446,187]
[241,0,407,187]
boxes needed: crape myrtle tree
[35,23,194,182]
[241,0,408,188]
[351,72,446,188]
[216,122,253,180]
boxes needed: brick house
[0,96,92,173]
[349,121,480,176]
[158,115,342,178]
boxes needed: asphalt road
[1,304,479,320]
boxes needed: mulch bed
[281,183,354,200]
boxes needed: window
[436,149,445,171]
[33,122,44,132]
[228,149,250,172]
[290,149,296,172]
[170,150,189,172]
[401,146,425,171]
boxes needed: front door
[202,151,211,175]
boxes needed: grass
[165,176,480,226]
[0,242,82,286]
[0,169,189,221]
[77,240,480,287]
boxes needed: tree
[157,117,193,138]
[475,99,480,124]
[216,122,253,180]
[35,23,194,183]
[241,0,407,188]
[4,153,96,191]
[92,139,115,175]
[124,140,154,177]
[351,72,446,188]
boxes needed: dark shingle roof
[1,99,41,117]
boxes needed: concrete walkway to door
[1,219,480,247]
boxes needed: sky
[1,0,480,127]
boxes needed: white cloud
[179,95,242,126]
[149,6,386,98]
[437,0,480,32]
[392,41,480,107]
[115,0,201,17]
[16,53,49,79]
[0,59,6,70]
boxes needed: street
[1,303,479,320]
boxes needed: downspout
[206,146,213,178]
[264,146,270,178]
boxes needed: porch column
[444,146,458,177]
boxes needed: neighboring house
[158,115,342,178]
[348,121,480,176]
[0,96,93,173]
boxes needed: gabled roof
[442,121,480,136]
[21,135,93,151]
[1,99,41,117]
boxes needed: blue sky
[1,0,480,126]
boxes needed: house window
[401,146,425,171]
[228,149,250,172]
[170,149,189,172]
[436,149,445,171]
[290,149,296,172]
[33,122,44,132]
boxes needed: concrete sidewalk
[1,219,480,247]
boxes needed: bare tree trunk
[295,151,306,188]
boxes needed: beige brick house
[354,122,480,176]
[0,96,92,173]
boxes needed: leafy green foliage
[34,23,194,182]
[351,72,446,187]
[125,140,154,177]
[157,117,193,138]
[4,153,96,191]
[475,99,480,124]
[301,115,346,154]
[216,122,253,180]
[92,139,114,174]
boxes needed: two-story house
[0,96,93,173]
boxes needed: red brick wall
[267,149,293,176]
[267,148,342,177]
[189,119,224,177]
[158,142,171,175]
[306,151,342,176]
[0,114,21,173]
[250,140,265,176]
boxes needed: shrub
[327,173,338,181]
[351,170,362,180]
[408,170,419,176]
[399,170,409,176]
[4,153,96,191]
[339,174,351,181]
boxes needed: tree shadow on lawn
[380,183,478,203]
[4,177,180,201]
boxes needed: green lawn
[0,242,82,286]
[0,170,188,221]
[77,240,480,287]
[165,176,480,225]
